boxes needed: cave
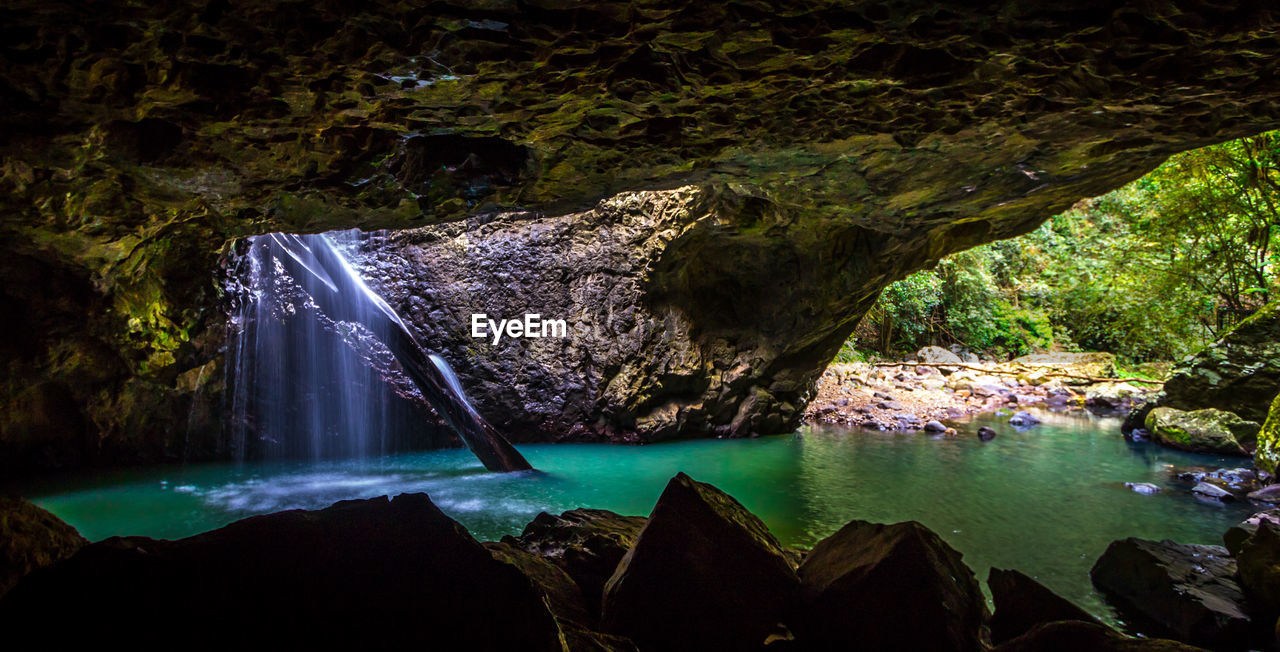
[3,1,1280,649]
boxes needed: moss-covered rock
[1145,407,1259,457]
[1161,302,1280,423]
[1255,393,1280,475]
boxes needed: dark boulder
[1248,484,1280,504]
[978,426,998,441]
[484,540,592,626]
[0,494,563,649]
[794,519,988,651]
[601,473,798,651]
[503,508,646,620]
[1090,538,1254,649]
[991,620,1207,652]
[1224,509,1280,556]
[989,567,1109,644]
[0,497,87,597]
[1123,401,1156,436]
[1236,522,1280,622]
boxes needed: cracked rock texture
[3,0,1280,469]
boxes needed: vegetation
[850,132,1280,362]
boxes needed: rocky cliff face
[3,0,1280,469]
[353,186,882,441]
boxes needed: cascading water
[226,230,531,472]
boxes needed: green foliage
[849,132,1280,362]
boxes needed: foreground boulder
[794,520,988,651]
[988,567,1109,644]
[601,473,797,650]
[484,540,593,627]
[503,508,646,620]
[1145,407,1258,456]
[0,497,87,597]
[1224,509,1280,556]
[990,620,1206,652]
[1161,302,1280,424]
[1090,538,1255,649]
[1236,522,1280,622]
[0,494,563,649]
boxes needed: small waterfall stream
[226,231,531,471]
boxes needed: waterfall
[226,231,531,471]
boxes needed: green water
[22,408,1253,619]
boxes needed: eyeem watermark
[471,313,568,344]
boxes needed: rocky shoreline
[803,349,1152,433]
[6,474,1280,650]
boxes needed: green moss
[1254,392,1280,474]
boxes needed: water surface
[23,408,1252,620]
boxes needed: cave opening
[5,1,1280,647]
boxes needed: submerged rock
[601,473,797,651]
[1192,482,1236,502]
[1091,538,1254,649]
[1125,483,1162,495]
[1010,411,1041,428]
[794,520,988,651]
[0,494,563,649]
[0,497,87,598]
[1146,407,1258,456]
[990,620,1206,652]
[988,567,1110,644]
[977,427,998,441]
[502,508,646,620]
[1175,467,1263,496]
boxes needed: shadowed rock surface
[1224,509,1280,557]
[988,567,1110,645]
[601,472,798,650]
[794,519,988,651]
[4,1,1280,467]
[1091,538,1256,650]
[990,621,1206,652]
[502,508,647,619]
[0,494,564,649]
[1235,522,1280,624]
[483,540,593,627]
[0,497,87,597]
